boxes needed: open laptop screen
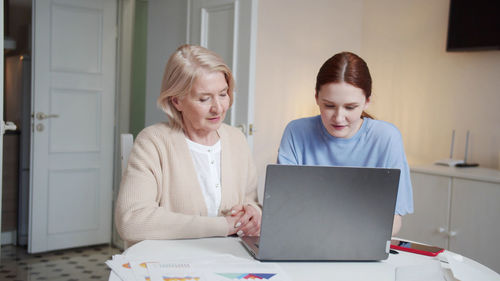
[244,164,400,261]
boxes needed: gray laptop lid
[253,164,400,261]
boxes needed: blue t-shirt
[278,115,413,215]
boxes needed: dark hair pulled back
[315,52,373,119]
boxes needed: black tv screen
[446,0,500,51]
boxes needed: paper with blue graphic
[107,254,291,281]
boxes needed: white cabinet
[399,172,450,249]
[399,165,500,273]
[449,178,500,272]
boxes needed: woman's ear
[171,97,182,111]
[363,97,370,110]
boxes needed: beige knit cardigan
[115,122,260,246]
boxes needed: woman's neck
[183,128,219,146]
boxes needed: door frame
[112,0,135,249]
[0,0,5,244]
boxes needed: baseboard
[1,230,17,245]
[18,234,28,246]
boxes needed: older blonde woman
[115,45,261,247]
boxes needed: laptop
[241,164,400,261]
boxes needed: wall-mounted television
[446,0,500,52]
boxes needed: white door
[30,0,117,253]
[189,0,258,148]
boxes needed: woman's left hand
[229,204,261,237]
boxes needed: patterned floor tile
[0,244,121,281]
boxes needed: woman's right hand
[225,211,244,235]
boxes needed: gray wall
[144,0,188,127]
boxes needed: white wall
[361,0,500,169]
[142,0,500,198]
[144,0,187,127]
[253,0,365,197]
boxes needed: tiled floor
[0,244,122,281]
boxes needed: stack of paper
[106,254,292,281]
[395,260,451,281]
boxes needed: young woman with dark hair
[277,52,413,235]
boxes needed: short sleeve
[277,122,299,165]
[386,129,414,215]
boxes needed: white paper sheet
[147,262,290,281]
[106,255,158,281]
[107,254,291,281]
[395,260,446,281]
[106,255,139,281]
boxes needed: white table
[109,237,500,281]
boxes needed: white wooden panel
[229,0,256,143]
[202,4,234,69]
[51,4,102,73]
[48,169,99,234]
[51,73,102,91]
[450,178,500,273]
[201,3,235,125]
[398,172,449,249]
[50,89,101,152]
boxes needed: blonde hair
[157,44,235,130]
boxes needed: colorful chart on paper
[216,273,277,280]
[162,277,201,281]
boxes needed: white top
[186,138,222,217]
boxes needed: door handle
[1,121,17,135]
[437,227,458,238]
[236,124,246,134]
[438,227,447,234]
[36,112,60,120]
[236,124,256,135]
